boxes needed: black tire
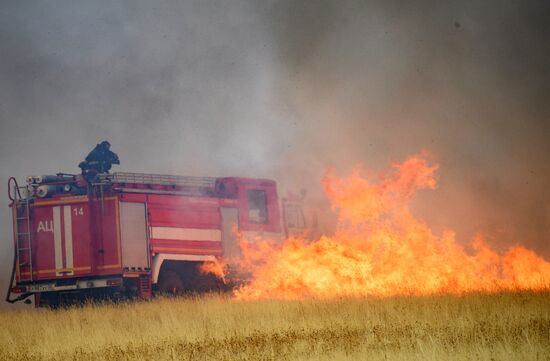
[157,270,184,295]
[192,273,223,293]
[37,292,60,309]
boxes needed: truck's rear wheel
[157,270,184,295]
[37,292,60,308]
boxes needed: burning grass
[224,152,550,300]
[1,291,549,361]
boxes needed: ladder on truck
[9,177,34,283]
[96,172,219,197]
[98,172,217,189]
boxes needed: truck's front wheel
[157,270,184,295]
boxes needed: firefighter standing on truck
[78,141,120,180]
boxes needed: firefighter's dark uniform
[79,141,120,179]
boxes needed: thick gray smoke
[257,0,550,254]
[1,0,549,306]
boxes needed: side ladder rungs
[11,182,34,283]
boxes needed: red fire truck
[6,169,306,307]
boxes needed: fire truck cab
[6,171,306,307]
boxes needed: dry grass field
[0,292,549,361]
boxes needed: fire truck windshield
[247,189,268,224]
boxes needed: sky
[1,0,549,306]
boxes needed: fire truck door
[119,202,149,269]
[221,207,240,259]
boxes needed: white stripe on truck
[52,206,63,276]
[63,206,74,275]
[151,227,221,242]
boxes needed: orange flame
[199,259,227,283]
[233,152,550,300]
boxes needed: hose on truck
[5,228,31,304]
[5,248,20,304]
